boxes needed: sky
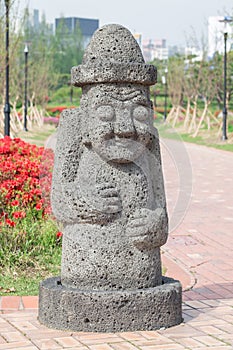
[19,0,233,47]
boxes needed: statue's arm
[126,128,168,249]
[51,109,122,224]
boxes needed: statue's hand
[94,182,122,214]
[126,207,168,249]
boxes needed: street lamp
[24,44,29,131]
[162,67,168,120]
[4,0,10,136]
[219,16,233,140]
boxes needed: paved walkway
[0,139,233,349]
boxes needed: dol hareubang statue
[39,24,182,332]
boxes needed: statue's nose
[114,109,135,138]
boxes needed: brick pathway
[161,140,233,301]
[0,139,233,349]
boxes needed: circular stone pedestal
[38,276,182,332]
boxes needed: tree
[192,60,218,137]
[21,10,56,107]
[166,55,185,127]
[51,17,84,76]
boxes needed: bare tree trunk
[193,101,209,137]
[206,115,210,130]
[172,105,181,128]
[184,97,191,131]
[12,97,23,130]
[188,96,198,133]
[217,121,223,137]
[208,110,222,126]
[166,106,176,123]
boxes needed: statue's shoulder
[57,108,86,142]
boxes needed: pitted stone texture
[61,224,162,290]
[38,276,182,332]
[83,24,145,65]
[51,84,168,290]
[40,23,182,332]
[71,24,156,86]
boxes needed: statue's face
[85,84,154,163]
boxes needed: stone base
[38,276,182,332]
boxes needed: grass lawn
[16,123,57,147]
[0,215,62,296]
[155,119,233,152]
[0,252,61,296]
[0,240,62,296]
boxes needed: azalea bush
[46,105,76,118]
[0,137,62,272]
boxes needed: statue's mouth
[114,138,135,148]
[92,137,147,164]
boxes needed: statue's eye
[133,106,148,122]
[96,105,115,121]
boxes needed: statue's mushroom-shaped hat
[71,24,156,86]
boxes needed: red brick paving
[0,140,232,349]
[21,296,38,309]
[0,297,21,310]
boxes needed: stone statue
[39,24,182,332]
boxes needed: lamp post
[219,16,233,140]
[4,0,10,136]
[24,44,29,131]
[162,67,168,120]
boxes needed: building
[168,45,185,57]
[33,9,39,31]
[208,16,233,57]
[24,9,53,38]
[55,17,99,47]
[185,46,203,61]
[142,39,168,62]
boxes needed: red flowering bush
[46,106,76,118]
[0,137,61,269]
[0,137,51,218]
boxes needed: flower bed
[46,106,76,119]
[43,116,59,125]
[0,137,61,270]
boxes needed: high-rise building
[208,16,233,57]
[142,39,168,62]
[33,9,39,31]
[168,45,185,57]
[24,9,53,38]
[55,17,99,47]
